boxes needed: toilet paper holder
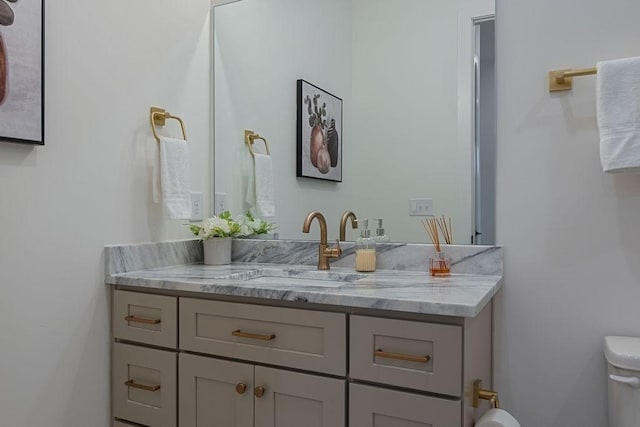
[473,379,500,409]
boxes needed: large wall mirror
[213,0,496,244]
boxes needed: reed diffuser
[421,216,453,277]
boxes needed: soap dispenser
[355,219,376,272]
[373,218,390,243]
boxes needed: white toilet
[604,336,640,427]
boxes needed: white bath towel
[154,136,192,219]
[597,56,640,173]
[247,153,275,218]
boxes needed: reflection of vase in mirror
[317,144,331,174]
[327,118,339,167]
[310,125,324,167]
[0,34,6,104]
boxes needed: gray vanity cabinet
[111,287,492,427]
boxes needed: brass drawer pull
[125,315,161,325]
[235,383,247,394]
[232,330,276,341]
[124,379,161,392]
[254,386,266,398]
[375,349,431,364]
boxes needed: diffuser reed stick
[436,215,453,245]
[421,217,441,251]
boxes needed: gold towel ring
[150,106,187,142]
[245,130,270,158]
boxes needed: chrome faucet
[339,211,358,241]
[302,211,342,270]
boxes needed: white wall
[214,0,354,240]
[0,1,212,426]
[351,0,468,243]
[495,0,640,426]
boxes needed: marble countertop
[105,263,503,317]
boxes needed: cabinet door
[179,353,254,427]
[254,366,345,427]
[349,383,461,427]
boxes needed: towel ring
[245,130,270,158]
[150,106,188,142]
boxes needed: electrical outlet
[409,198,434,216]
[190,192,204,221]
[215,192,227,215]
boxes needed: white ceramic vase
[203,237,232,265]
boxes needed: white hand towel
[156,136,192,219]
[597,56,640,173]
[253,153,275,218]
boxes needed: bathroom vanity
[106,240,503,427]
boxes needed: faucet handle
[334,239,342,257]
[325,239,342,258]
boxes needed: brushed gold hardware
[302,211,343,270]
[235,383,247,394]
[375,349,431,364]
[472,379,500,409]
[125,315,161,325]
[150,106,188,142]
[232,330,276,341]
[549,67,597,92]
[254,386,265,398]
[339,211,358,241]
[245,130,271,158]
[125,379,161,392]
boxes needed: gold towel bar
[150,106,188,142]
[245,130,271,158]
[549,66,597,92]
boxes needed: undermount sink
[224,267,368,285]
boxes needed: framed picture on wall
[296,79,342,182]
[0,0,44,145]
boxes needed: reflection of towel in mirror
[153,136,192,219]
[246,153,275,218]
[597,56,640,173]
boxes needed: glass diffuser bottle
[422,216,453,277]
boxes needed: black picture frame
[296,79,342,182]
[0,0,45,145]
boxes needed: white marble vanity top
[106,262,502,317]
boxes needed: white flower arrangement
[189,211,275,240]
[234,211,276,237]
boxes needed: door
[254,366,346,427]
[473,17,496,245]
[179,353,254,427]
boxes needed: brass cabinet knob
[235,383,247,395]
[254,386,265,398]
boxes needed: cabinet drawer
[349,383,461,427]
[113,290,177,348]
[112,343,177,427]
[180,298,346,375]
[350,315,462,396]
[113,421,144,427]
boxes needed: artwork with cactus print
[0,0,43,144]
[296,79,343,182]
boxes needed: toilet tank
[604,336,640,427]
